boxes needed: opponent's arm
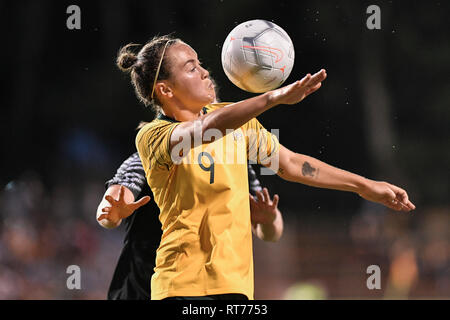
[96,185,150,229]
[170,69,327,150]
[96,153,151,229]
[275,145,415,211]
[250,188,283,242]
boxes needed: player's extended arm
[275,145,415,212]
[250,188,283,242]
[170,69,327,150]
[96,185,150,229]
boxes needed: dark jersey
[106,152,263,300]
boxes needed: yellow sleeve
[242,118,280,165]
[135,120,180,170]
[204,102,232,112]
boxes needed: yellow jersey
[135,102,279,300]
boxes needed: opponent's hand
[268,69,327,106]
[358,180,416,212]
[97,185,151,224]
[249,187,280,225]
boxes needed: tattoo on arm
[278,167,285,175]
[302,161,319,178]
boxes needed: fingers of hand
[392,199,405,211]
[132,196,151,210]
[138,195,151,205]
[299,74,311,87]
[97,214,108,221]
[272,194,279,208]
[317,69,327,81]
[389,184,415,211]
[391,184,407,202]
[395,191,415,211]
[305,69,327,87]
[102,206,112,212]
[397,199,415,211]
[384,199,402,211]
[297,69,326,97]
[305,82,322,96]
[256,190,265,203]
[118,185,125,201]
[105,195,116,205]
[383,187,402,210]
[386,198,412,212]
[406,200,416,210]
[262,188,271,204]
[311,69,326,80]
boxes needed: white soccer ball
[221,19,295,93]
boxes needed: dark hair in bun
[116,44,139,72]
[116,35,181,112]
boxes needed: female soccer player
[117,35,415,300]
[96,81,282,300]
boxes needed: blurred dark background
[0,1,448,299]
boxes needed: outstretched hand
[97,185,151,224]
[249,187,280,225]
[358,181,416,212]
[268,69,327,106]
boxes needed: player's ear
[156,81,174,99]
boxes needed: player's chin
[188,94,213,107]
[201,92,215,104]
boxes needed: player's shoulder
[136,118,174,141]
[139,118,172,131]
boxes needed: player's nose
[200,66,210,79]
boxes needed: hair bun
[116,43,140,72]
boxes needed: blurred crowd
[0,170,448,299]
[0,171,121,299]
[253,202,449,299]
